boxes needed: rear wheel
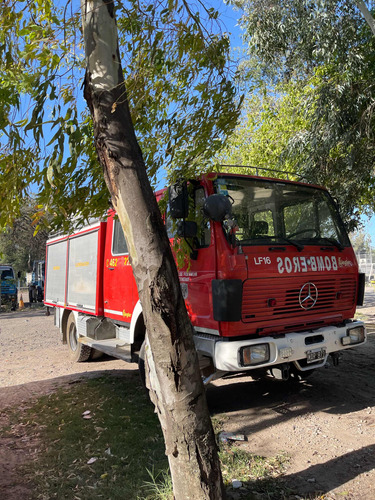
[67,313,92,362]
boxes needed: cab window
[112,219,128,255]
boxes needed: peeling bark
[356,0,375,37]
[81,1,224,498]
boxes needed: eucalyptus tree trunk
[356,0,375,37]
[80,1,224,498]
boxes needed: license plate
[306,347,326,364]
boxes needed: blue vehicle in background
[28,260,45,303]
[0,264,18,310]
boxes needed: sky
[360,216,375,244]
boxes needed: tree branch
[356,0,375,37]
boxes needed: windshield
[1,269,14,280]
[214,176,350,247]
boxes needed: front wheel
[67,313,92,362]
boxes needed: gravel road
[0,308,128,393]
[1,299,375,499]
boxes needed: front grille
[242,276,356,324]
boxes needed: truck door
[103,216,137,325]
[176,186,217,332]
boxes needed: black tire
[67,313,92,362]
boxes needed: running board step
[78,336,132,362]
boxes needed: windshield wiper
[268,236,304,252]
[315,237,344,251]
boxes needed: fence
[356,252,374,280]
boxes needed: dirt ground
[1,293,375,499]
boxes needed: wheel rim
[69,323,78,352]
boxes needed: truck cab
[168,174,366,380]
[0,264,18,310]
[28,260,45,303]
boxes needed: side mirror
[169,181,189,219]
[17,271,21,279]
[203,194,232,222]
[177,221,198,239]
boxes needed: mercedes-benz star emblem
[299,282,318,310]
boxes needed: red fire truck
[45,172,366,383]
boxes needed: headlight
[341,326,365,346]
[240,344,270,366]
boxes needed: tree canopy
[225,0,375,229]
[0,0,240,232]
[0,198,48,273]
[350,229,372,253]
[2,0,375,232]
